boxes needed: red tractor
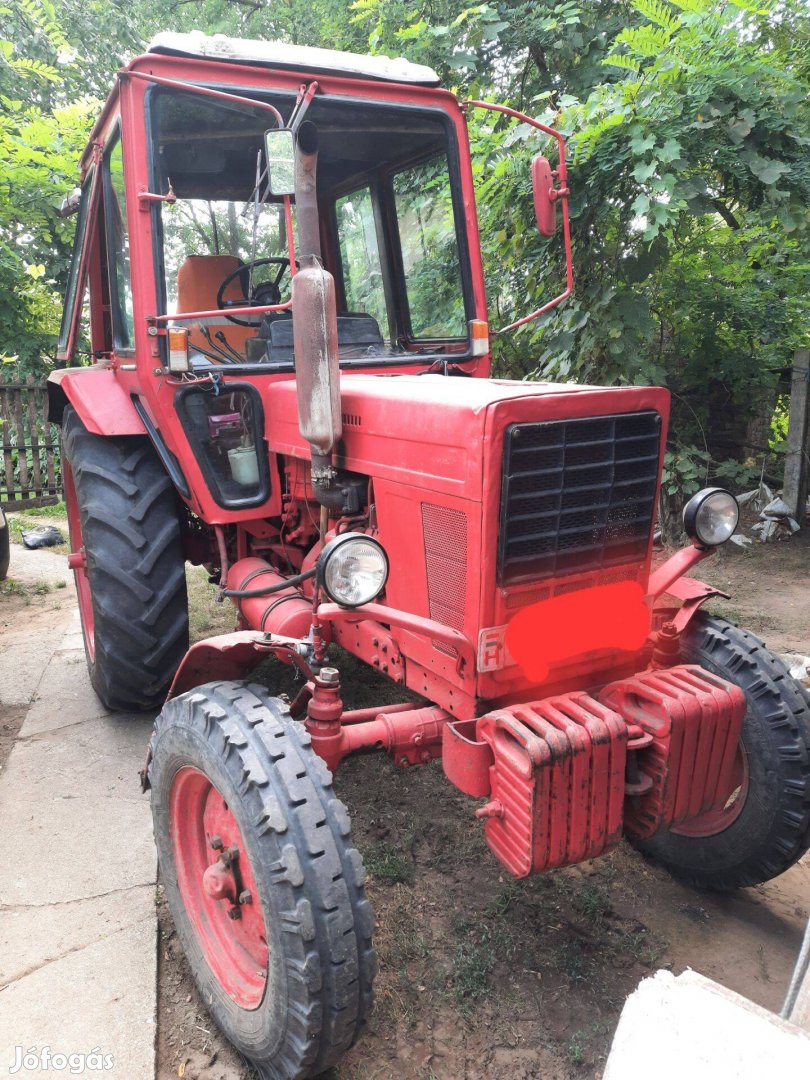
[53,32,810,1079]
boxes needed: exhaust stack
[292,121,342,486]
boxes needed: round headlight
[683,487,739,547]
[317,533,389,608]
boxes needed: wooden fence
[0,375,61,509]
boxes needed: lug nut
[227,906,241,920]
[239,890,252,905]
[210,835,223,851]
[220,845,239,867]
[320,667,340,685]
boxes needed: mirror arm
[289,81,319,134]
[121,70,284,127]
[463,99,574,334]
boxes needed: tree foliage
[2,0,808,485]
[0,1,99,373]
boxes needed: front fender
[47,368,146,436]
[648,545,729,632]
[661,573,729,632]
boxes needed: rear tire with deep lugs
[62,406,188,711]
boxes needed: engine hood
[264,373,670,501]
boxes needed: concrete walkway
[0,585,157,1078]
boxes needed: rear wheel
[62,406,188,711]
[148,681,375,1079]
[633,614,810,889]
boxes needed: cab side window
[392,156,466,339]
[335,186,388,334]
[104,133,135,349]
[56,169,95,362]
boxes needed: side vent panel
[421,504,468,650]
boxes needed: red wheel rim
[169,767,269,1009]
[672,742,750,838]
[63,460,95,662]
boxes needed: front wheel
[632,614,810,890]
[148,681,375,1079]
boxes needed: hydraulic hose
[220,566,316,600]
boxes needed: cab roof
[147,32,441,86]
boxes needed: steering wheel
[216,257,293,326]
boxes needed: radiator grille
[498,411,661,586]
[422,504,467,652]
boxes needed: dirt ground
[3,511,807,1079]
[156,529,810,1080]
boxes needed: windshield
[150,88,472,369]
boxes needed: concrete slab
[0,884,155,987]
[0,895,156,1080]
[0,613,157,1079]
[605,968,810,1079]
[0,623,73,709]
[20,646,141,737]
[0,545,76,708]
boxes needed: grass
[15,500,67,517]
[566,1031,585,1067]
[446,883,519,1005]
[556,938,585,984]
[381,901,430,967]
[566,1020,613,1071]
[578,882,611,928]
[1,577,51,602]
[363,840,413,884]
[185,564,237,643]
[615,926,666,968]
[370,897,431,1027]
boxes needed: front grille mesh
[498,411,661,585]
[422,503,467,656]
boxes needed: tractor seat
[175,255,256,362]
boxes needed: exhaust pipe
[292,121,342,487]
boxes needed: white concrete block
[605,969,810,1080]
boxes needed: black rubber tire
[0,506,9,581]
[62,406,188,711]
[148,681,376,1080]
[633,613,810,890]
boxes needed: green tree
[0,1,98,374]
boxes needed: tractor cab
[56,33,500,379]
[153,80,472,370]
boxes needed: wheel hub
[170,767,269,1009]
[202,852,237,904]
[671,742,750,838]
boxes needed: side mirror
[532,154,558,237]
[264,129,296,197]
